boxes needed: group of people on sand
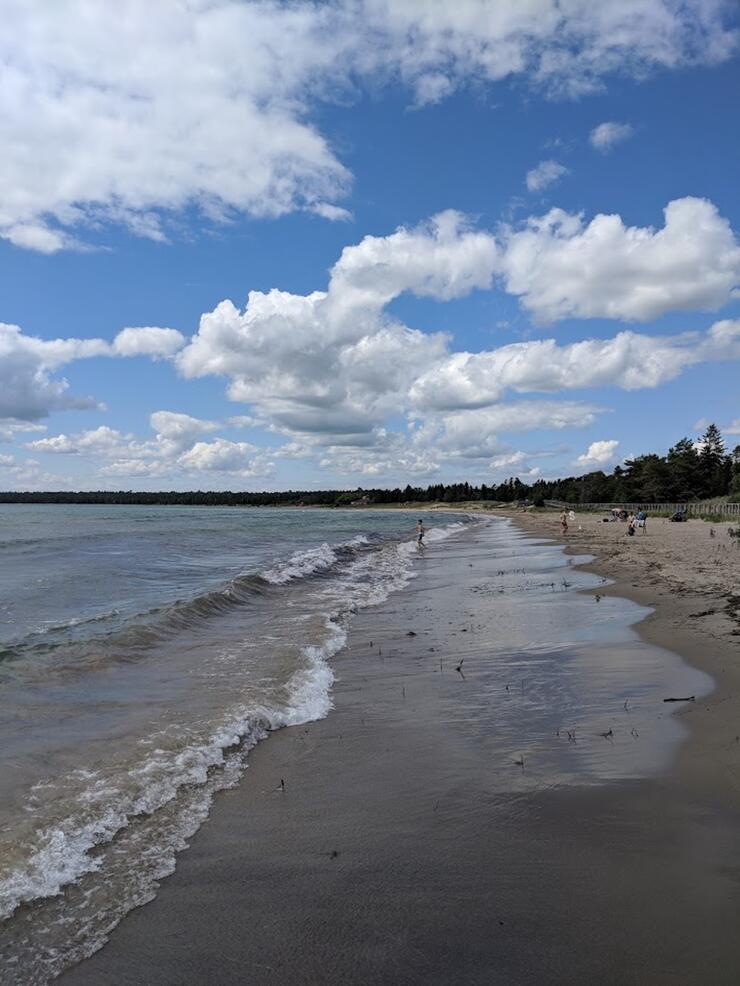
[559,507,647,536]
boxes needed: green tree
[730,445,740,499]
[666,437,702,499]
[698,423,726,497]
[621,454,672,502]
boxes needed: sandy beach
[502,510,740,803]
[54,513,740,986]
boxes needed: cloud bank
[0,323,184,422]
[3,200,740,485]
[26,412,272,481]
[2,0,737,250]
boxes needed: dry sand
[59,514,740,986]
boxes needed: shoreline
[57,515,740,986]
[494,509,740,805]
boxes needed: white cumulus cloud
[410,402,602,461]
[589,121,634,151]
[498,197,740,322]
[113,327,185,359]
[525,160,569,192]
[150,411,218,446]
[410,320,740,410]
[0,322,187,423]
[27,426,129,455]
[167,211,740,479]
[2,0,736,251]
[6,203,740,484]
[177,212,493,438]
[0,323,107,421]
[576,439,620,468]
[179,438,262,475]
[26,413,273,483]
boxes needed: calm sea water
[0,504,471,983]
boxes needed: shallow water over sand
[346,520,712,791]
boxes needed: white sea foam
[261,542,339,584]
[261,534,372,585]
[324,519,469,610]
[0,614,346,924]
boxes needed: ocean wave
[0,618,343,925]
[262,541,342,584]
[1,535,382,667]
[30,609,121,637]
[261,533,372,584]
[3,522,474,669]
[0,514,476,944]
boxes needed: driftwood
[663,695,695,703]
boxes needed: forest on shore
[2,424,739,507]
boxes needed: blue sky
[1,0,739,490]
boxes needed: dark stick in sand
[663,696,696,702]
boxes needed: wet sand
[60,519,740,986]
[500,510,740,803]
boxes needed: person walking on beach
[560,509,568,535]
[416,518,426,550]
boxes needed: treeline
[1,424,739,508]
[535,424,740,506]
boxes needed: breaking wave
[0,513,478,984]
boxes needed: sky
[1,0,739,492]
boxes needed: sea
[0,504,470,983]
[0,505,712,984]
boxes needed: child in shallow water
[560,510,568,535]
[416,518,426,549]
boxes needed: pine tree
[698,424,726,497]
[730,445,740,499]
[666,437,702,499]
